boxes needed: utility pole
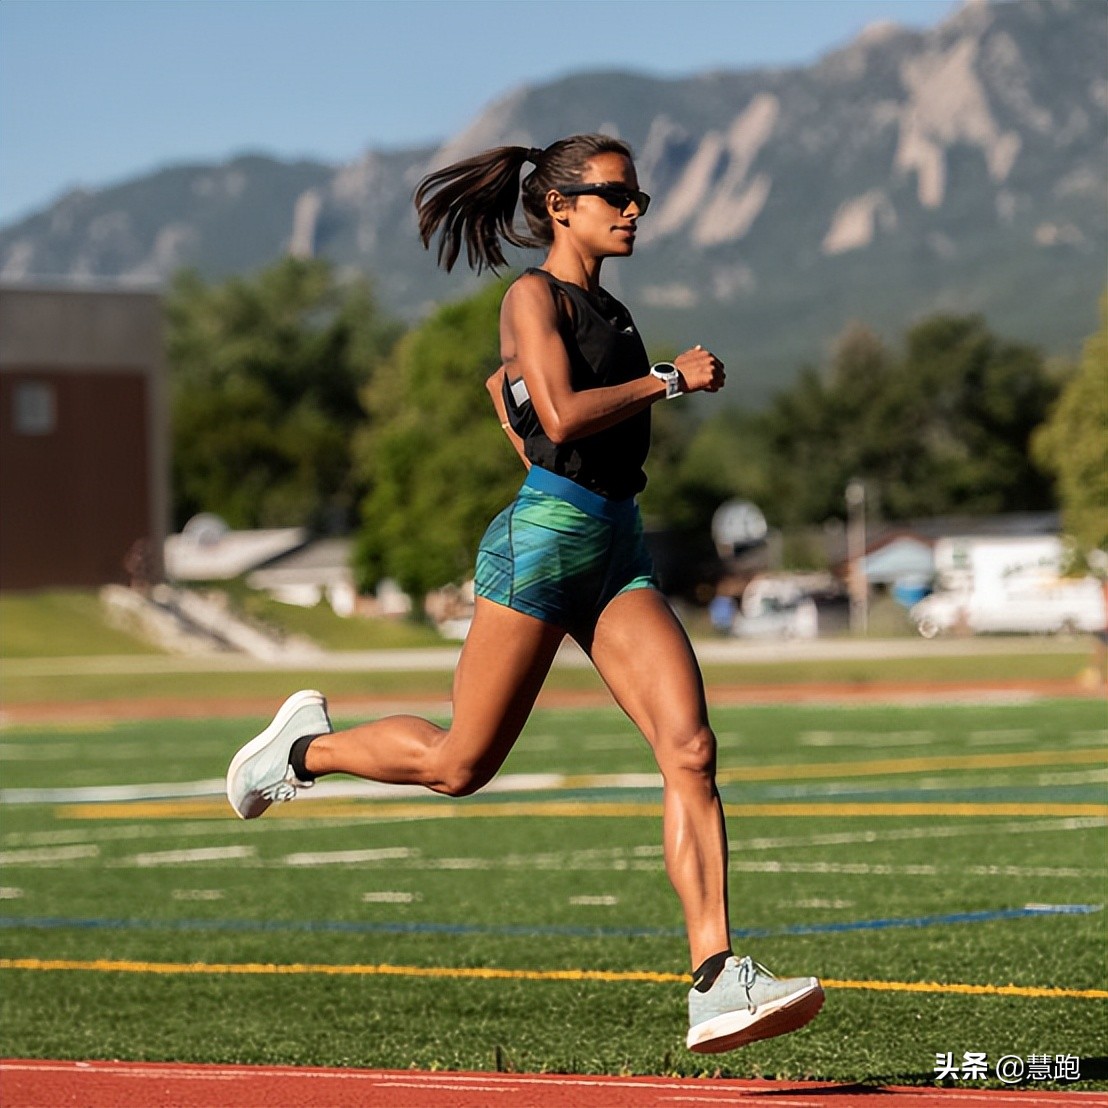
[846,479,868,635]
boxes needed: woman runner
[226,133,824,1053]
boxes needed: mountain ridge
[2,0,1103,403]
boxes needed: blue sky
[0,0,960,226]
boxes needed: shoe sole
[687,981,825,1053]
[226,689,328,820]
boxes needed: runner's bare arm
[499,276,665,444]
[485,366,529,468]
[500,276,724,442]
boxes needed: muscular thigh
[583,588,710,751]
[445,596,566,781]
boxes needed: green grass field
[1,698,1105,1089]
[0,591,163,658]
[0,588,448,659]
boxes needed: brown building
[0,284,169,589]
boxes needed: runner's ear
[546,190,570,222]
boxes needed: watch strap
[650,362,682,399]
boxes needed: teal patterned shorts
[475,467,657,638]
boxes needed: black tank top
[502,268,652,500]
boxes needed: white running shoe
[226,690,332,819]
[687,955,824,1053]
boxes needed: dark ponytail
[415,134,634,273]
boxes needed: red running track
[1,1060,1103,1107]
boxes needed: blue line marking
[0,904,1100,942]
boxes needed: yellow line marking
[825,977,1108,1000]
[0,958,681,984]
[1,958,1104,999]
[714,747,1107,784]
[56,798,1108,822]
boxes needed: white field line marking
[260,840,1105,880]
[756,780,952,798]
[731,816,1107,851]
[3,825,230,847]
[5,819,1099,871]
[123,846,255,867]
[284,846,417,866]
[569,895,618,906]
[415,857,488,870]
[358,847,655,873]
[660,1099,815,1106]
[2,774,575,806]
[4,827,152,847]
[3,816,380,847]
[969,864,1100,878]
[789,898,854,909]
[372,1080,517,1094]
[27,845,1105,878]
[1070,730,1108,744]
[278,780,414,802]
[1022,901,1100,911]
[310,774,567,801]
[732,860,939,876]
[171,889,225,901]
[317,1071,822,1094]
[361,891,420,903]
[799,731,936,747]
[0,1063,247,1083]
[0,887,24,899]
[0,779,226,804]
[763,771,1108,797]
[0,844,98,865]
[1037,769,1108,785]
[11,742,1106,809]
[578,773,662,788]
[968,729,1036,745]
[730,860,1105,878]
[481,773,569,792]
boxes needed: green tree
[882,314,1058,518]
[680,315,1060,530]
[353,280,524,598]
[1033,295,1108,556]
[167,258,400,530]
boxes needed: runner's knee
[431,765,493,797]
[655,723,717,781]
[426,738,500,797]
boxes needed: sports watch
[650,361,682,399]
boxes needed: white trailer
[910,536,1105,637]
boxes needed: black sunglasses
[555,183,651,215]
